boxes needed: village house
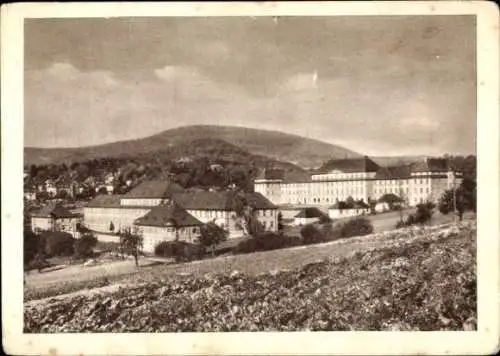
[31,202,83,237]
[254,157,462,209]
[293,207,328,226]
[328,200,370,219]
[83,180,278,252]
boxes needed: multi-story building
[83,180,278,252]
[254,157,462,209]
[31,203,83,237]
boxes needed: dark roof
[85,194,122,208]
[410,158,449,173]
[294,207,327,218]
[123,180,184,199]
[320,156,380,173]
[242,192,278,210]
[172,191,277,211]
[375,165,412,179]
[134,203,202,227]
[32,203,77,218]
[256,169,285,180]
[378,193,404,204]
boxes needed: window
[192,227,198,233]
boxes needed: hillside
[25,221,476,332]
[24,125,361,168]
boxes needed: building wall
[31,216,81,237]
[255,170,460,209]
[187,208,278,239]
[31,217,52,232]
[83,207,151,234]
[120,198,164,207]
[138,225,201,253]
[294,217,319,226]
[328,208,370,219]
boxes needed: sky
[24,15,476,156]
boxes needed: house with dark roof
[293,207,328,226]
[31,202,83,237]
[134,202,204,251]
[82,180,279,252]
[328,200,370,219]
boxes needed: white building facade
[255,157,462,209]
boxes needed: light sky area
[24,15,476,156]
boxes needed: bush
[414,202,435,224]
[40,231,75,257]
[74,233,98,258]
[154,241,204,262]
[322,222,343,241]
[24,230,40,265]
[233,232,302,254]
[340,217,374,238]
[300,224,326,245]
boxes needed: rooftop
[172,191,277,211]
[134,203,202,228]
[32,202,79,218]
[122,180,184,199]
[319,156,380,174]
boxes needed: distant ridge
[24,125,361,168]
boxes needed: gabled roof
[375,165,412,179]
[32,203,77,218]
[134,203,202,227]
[410,158,449,173]
[85,194,122,208]
[295,207,326,218]
[256,169,285,180]
[172,191,277,211]
[122,180,184,199]
[320,156,380,173]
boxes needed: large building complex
[254,157,462,208]
[83,180,278,252]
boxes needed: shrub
[24,230,40,265]
[300,224,326,245]
[233,232,301,254]
[322,222,343,241]
[154,241,204,262]
[414,202,435,224]
[74,233,98,258]
[318,214,332,224]
[340,217,374,238]
[40,231,75,257]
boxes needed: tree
[24,230,40,266]
[74,233,98,259]
[438,183,475,221]
[345,196,355,209]
[118,227,144,268]
[277,211,284,233]
[414,201,435,224]
[300,224,325,245]
[196,222,228,257]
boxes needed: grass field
[25,213,475,303]
[24,220,477,332]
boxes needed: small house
[328,201,370,219]
[375,193,404,212]
[294,207,328,226]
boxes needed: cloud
[24,16,476,156]
[30,62,118,87]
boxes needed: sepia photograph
[2,1,499,355]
